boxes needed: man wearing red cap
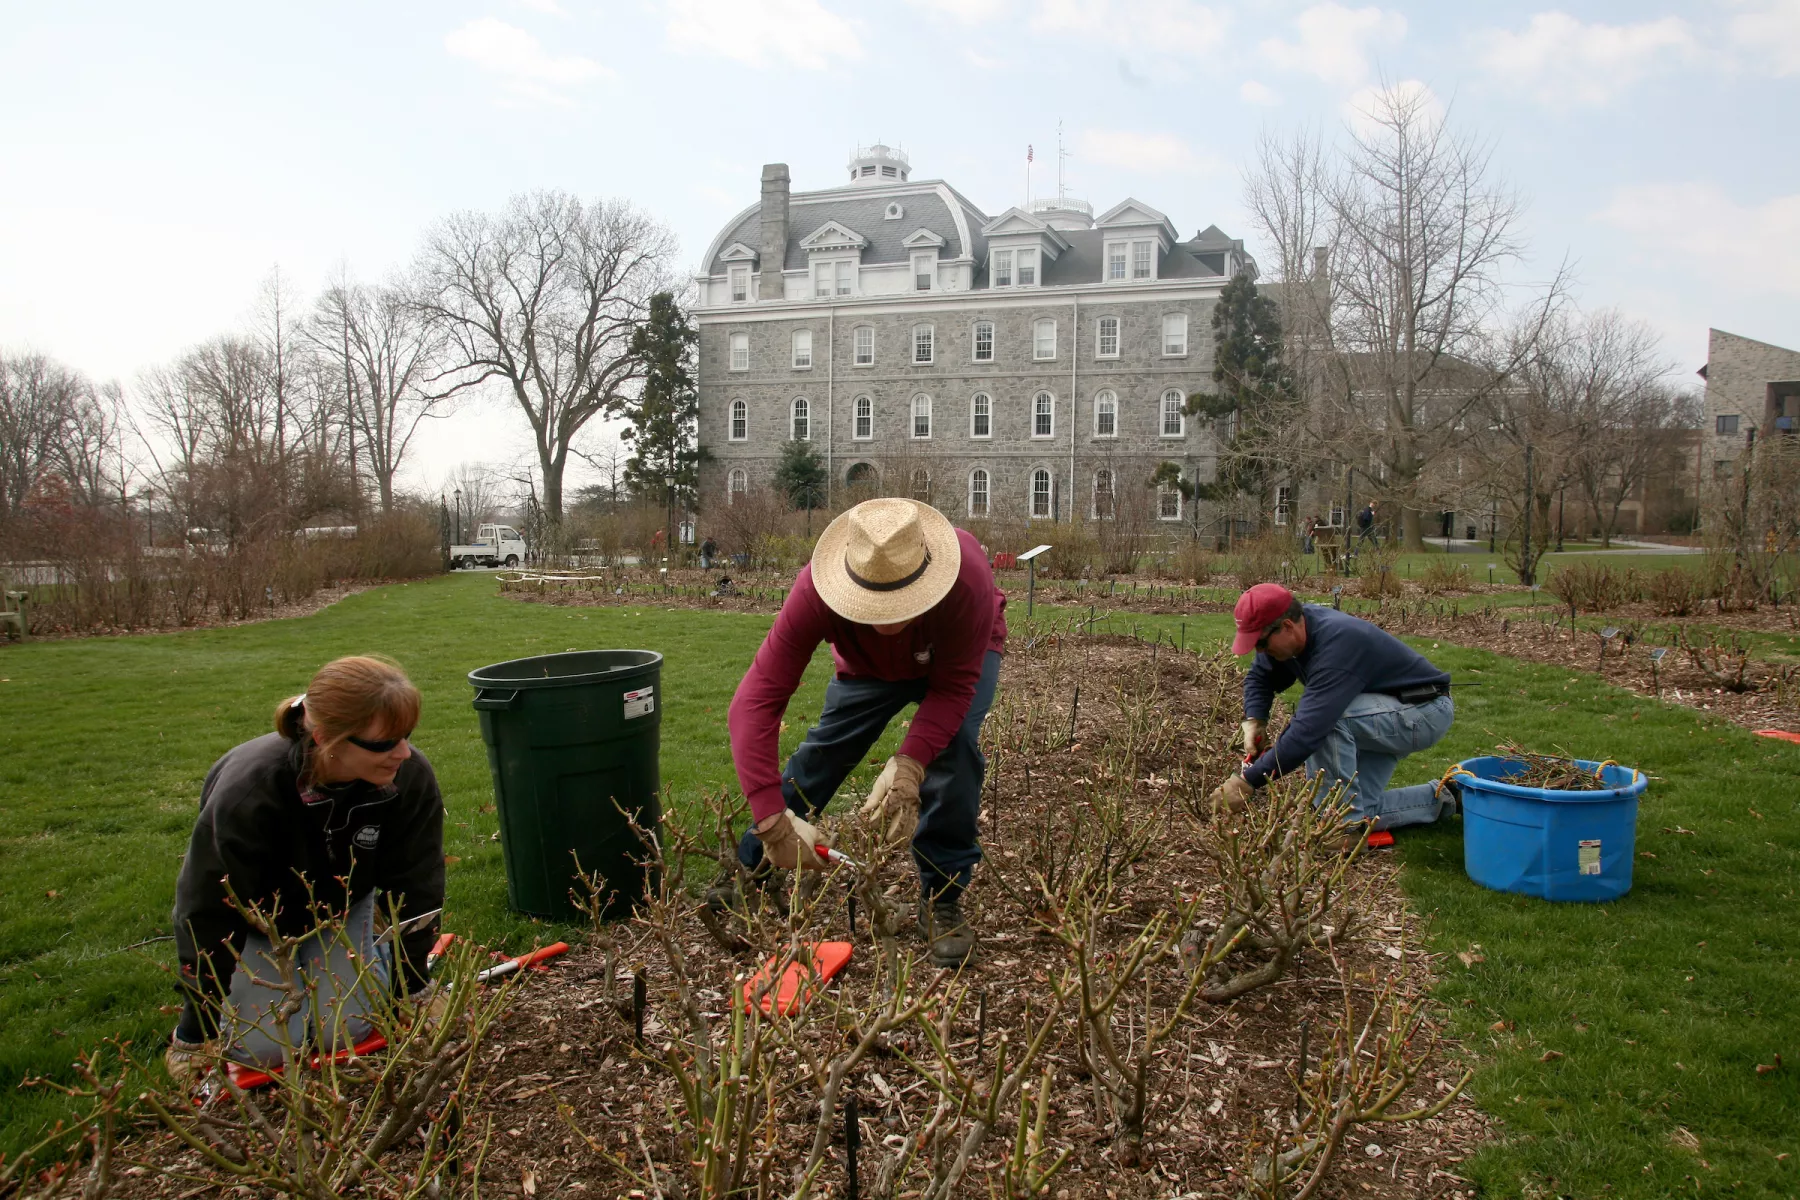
[1209,582,1459,830]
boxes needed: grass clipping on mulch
[56,631,1483,1200]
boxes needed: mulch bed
[106,634,1487,1199]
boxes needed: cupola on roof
[846,143,911,185]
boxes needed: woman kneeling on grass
[165,655,445,1085]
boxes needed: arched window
[968,468,990,517]
[1032,391,1055,438]
[728,468,748,504]
[969,392,991,438]
[729,399,748,441]
[911,393,932,439]
[1093,468,1115,519]
[853,395,873,440]
[1093,389,1117,438]
[791,397,810,441]
[1161,388,1186,437]
[910,468,931,502]
[1030,468,1053,519]
[846,462,877,489]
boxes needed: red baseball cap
[1231,583,1296,654]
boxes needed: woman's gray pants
[220,893,390,1066]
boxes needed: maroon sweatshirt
[729,527,1007,822]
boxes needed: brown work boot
[917,894,977,968]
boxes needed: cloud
[1475,12,1694,103]
[1239,79,1280,105]
[1342,78,1442,134]
[443,19,610,105]
[1076,129,1226,176]
[962,47,1004,68]
[906,0,1012,22]
[514,0,565,13]
[1260,3,1405,86]
[1030,0,1228,58]
[1596,183,1800,299]
[1729,0,1800,76]
[665,0,863,69]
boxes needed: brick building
[691,147,1255,528]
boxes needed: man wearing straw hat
[722,497,1006,967]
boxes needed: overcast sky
[2,0,1795,495]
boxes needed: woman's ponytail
[274,694,307,740]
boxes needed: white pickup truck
[451,523,527,569]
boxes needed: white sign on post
[1017,545,1053,562]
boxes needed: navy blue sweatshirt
[1242,605,1450,786]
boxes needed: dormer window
[729,266,749,303]
[992,250,1013,287]
[1017,248,1038,286]
[913,253,936,291]
[1105,239,1158,281]
[813,260,855,298]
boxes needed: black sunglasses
[347,731,413,753]
[1254,619,1288,653]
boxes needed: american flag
[1027,145,1033,162]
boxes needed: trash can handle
[472,688,521,711]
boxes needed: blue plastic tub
[1458,756,1648,902]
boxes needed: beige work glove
[859,754,926,842]
[165,1035,217,1089]
[406,982,452,1031]
[1207,773,1255,815]
[753,810,829,870]
[1239,719,1268,759]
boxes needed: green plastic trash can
[469,650,662,921]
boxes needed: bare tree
[416,191,675,522]
[1311,85,1564,549]
[0,352,93,523]
[311,273,458,512]
[445,461,501,534]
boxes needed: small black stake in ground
[1295,1019,1310,1121]
[847,893,857,938]
[1068,684,1080,745]
[632,970,646,1047]
[976,988,988,1062]
[844,1093,861,1200]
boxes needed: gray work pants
[220,893,391,1067]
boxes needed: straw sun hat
[810,498,962,625]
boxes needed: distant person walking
[1302,514,1320,555]
[700,537,717,571]
[1356,501,1380,549]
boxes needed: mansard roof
[705,180,987,276]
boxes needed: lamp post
[453,488,463,544]
[663,470,676,564]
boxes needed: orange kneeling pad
[741,941,853,1017]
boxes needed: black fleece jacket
[171,733,444,1040]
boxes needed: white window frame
[1162,313,1188,357]
[1161,388,1186,437]
[729,398,748,441]
[909,467,931,501]
[913,253,936,291]
[1092,468,1116,520]
[1275,485,1293,526]
[1033,318,1056,361]
[853,325,874,367]
[813,261,830,299]
[1106,241,1127,280]
[991,249,1014,288]
[1032,390,1055,439]
[970,392,991,439]
[1096,316,1120,358]
[791,396,810,441]
[853,395,873,440]
[972,321,995,362]
[729,266,750,303]
[1093,389,1118,438]
[728,468,748,504]
[1132,239,1152,279]
[911,393,932,439]
[1030,468,1053,519]
[1017,247,1038,286]
[791,329,812,370]
[835,260,853,296]
[968,468,990,517]
[729,332,749,372]
[913,323,935,365]
[1157,480,1183,521]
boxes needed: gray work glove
[858,754,926,842]
[753,810,829,870]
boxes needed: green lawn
[2,576,1796,1195]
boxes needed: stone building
[1699,328,1800,526]
[691,146,1255,530]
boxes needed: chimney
[1312,245,1329,280]
[758,163,790,301]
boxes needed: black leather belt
[1390,681,1451,705]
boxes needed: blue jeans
[219,892,391,1066]
[1307,693,1454,832]
[737,649,1002,897]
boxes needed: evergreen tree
[1182,272,1295,507]
[612,292,705,509]
[771,439,827,512]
